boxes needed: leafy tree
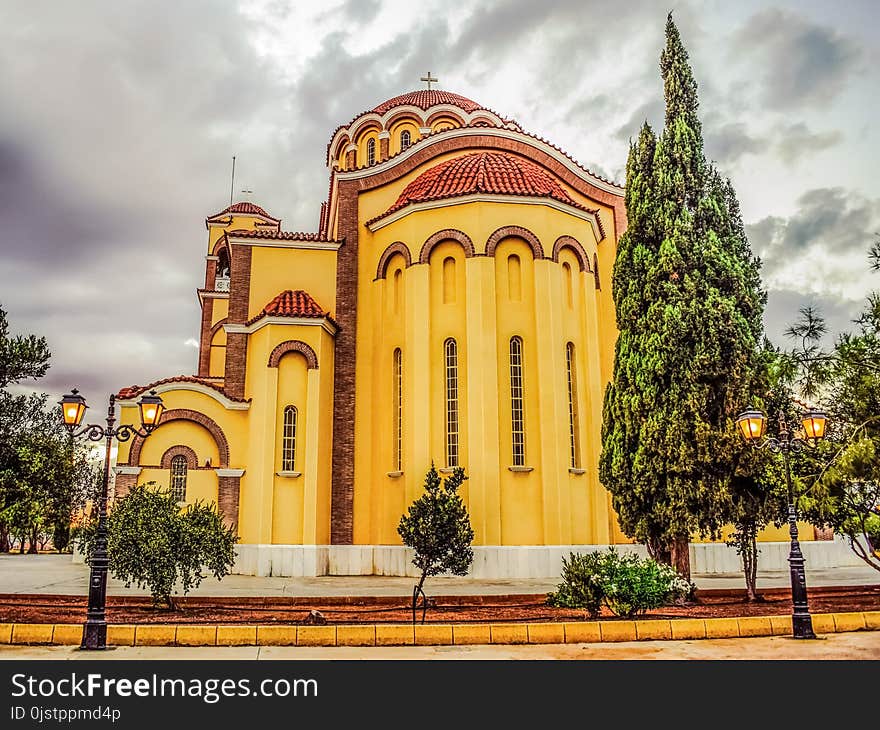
[397,464,474,623]
[600,14,765,580]
[783,237,880,571]
[79,483,238,608]
[0,304,51,389]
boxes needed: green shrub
[547,547,694,618]
[79,482,238,608]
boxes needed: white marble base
[229,540,865,578]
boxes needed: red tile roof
[207,201,279,222]
[116,376,248,402]
[371,90,484,115]
[226,229,339,243]
[246,290,333,326]
[371,151,597,223]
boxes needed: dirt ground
[1,584,878,625]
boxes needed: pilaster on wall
[330,180,359,544]
[217,475,241,533]
[198,298,214,377]
[223,244,253,400]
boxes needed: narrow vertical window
[170,455,187,502]
[442,256,456,304]
[445,338,459,468]
[367,138,376,166]
[593,252,601,290]
[509,336,526,466]
[393,348,403,472]
[566,342,581,469]
[400,129,411,150]
[282,405,297,472]
[393,268,403,313]
[562,262,573,308]
[507,254,522,301]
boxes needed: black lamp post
[60,388,164,650]
[735,406,828,639]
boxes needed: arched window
[509,336,526,466]
[562,262,573,308]
[593,253,600,290]
[215,248,230,291]
[367,138,376,166]
[393,268,403,313]
[400,129,411,150]
[282,405,297,472]
[566,342,581,469]
[508,254,522,301]
[170,455,187,502]
[393,348,403,472]
[442,256,456,304]
[445,338,459,468]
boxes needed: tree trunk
[647,537,671,566]
[739,522,760,601]
[0,524,9,553]
[27,525,39,554]
[670,535,691,582]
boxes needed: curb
[1,611,878,647]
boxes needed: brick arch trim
[486,226,545,260]
[375,241,412,280]
[552,235,590,272]
[419,229,475,264]
[268,340,319,369]
[210,318,228,338]
[212,239,231,257]
[127,409,230,469]
[160,445,198,469]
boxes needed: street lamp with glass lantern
[59,387,164,650]
[735,405,828,639]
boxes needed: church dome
[377,151,590,220]
[371,89,484,115]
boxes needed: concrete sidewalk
[1,554,877,598]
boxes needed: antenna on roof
[241,188,253,201]
[229,156,236,206]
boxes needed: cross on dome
[420,71,438,90]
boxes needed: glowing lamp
[137,390,165,432]
[59,389,88,431]
[801,408,827,442]
[736,408,766,443]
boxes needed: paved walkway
[1,554,877,598]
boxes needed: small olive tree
[80,482,237,608]
[398,464,474,623]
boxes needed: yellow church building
[112,87,844,577]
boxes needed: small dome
[207,201,278,221]
[371,90,484,115]
[378,151,588,219]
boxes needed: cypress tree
[599,14,765,579]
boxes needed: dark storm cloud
[704,122,768,167]
[747,187,880,285]
[763,289,861,351]
[775,123,842,165]
[731,9,861,110]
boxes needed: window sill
[507,466,534,473]
[439,467,460,474]
[386,471,404,478]
[568,468,586,475]
[276,471,302,478]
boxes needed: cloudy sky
[1,0,878,404]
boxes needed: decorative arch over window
[444,338,460,468]
[367,138,376,166]
[400,129,411,150]
[551,235,590,272]
[509,336,526,467]
[375,241,412,280]
[169,455,188,502]
[419,229,475,264]
[486,226,545,260]
[160,445,198,469]
[210,318,228,338]
[267,340,319,369]
[126,409,230,469]
[281,405,297,472]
